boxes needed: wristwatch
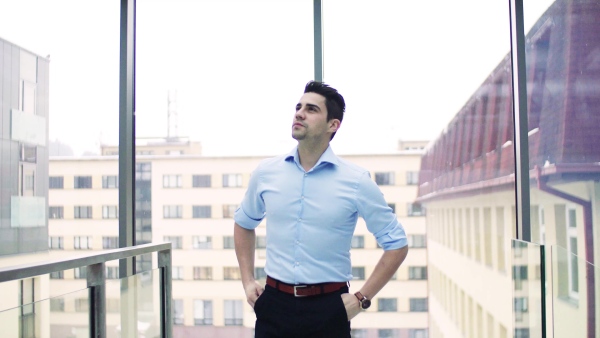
[354,291,371,309]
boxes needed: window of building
[49,206,64,219]
[102,175,118,188]
[256,236,267,249]
[164,236,182,249]
[514,328,530,338]
[193,175,211,188]
[74,267,87,279]
[224,300,243,326]
[74,176,92,189]
[75,298,89,312]
[136,162,152,180]
[388,203,396,213]
[352,267,365,280]
[173,299,184,325]
[351,236,365,249]
[255,267,267,280]
[375,172,395,186]
[223,204,237,218]
[566,206,579,298]
[193,267,213,280]
[49,236,63,250]
[409,267,428,280]
[514,297,528,322]
[378,298,397,312]
[106,266,119,279]
[407,203,424,216]
[350,329,368,338]
[408,235,427,248]
[74,206,92,219]
[194,300,213,325]
[224,267,242,280]
[19,278,34,333]
[378,329,400,338]
[49,176,64,189]
[172,267,184,280]
[408,329,428,338]
[50,271,63,279]
[20,145,37,163]
[19,163,35,197]
[50,298,64,312]
[163,174,182,188]
[193,205,212,218]
[74,236,92,250]
[223,236,235,249]
[193,236,212,249]
[406,171,420,185]
[222,174,242,188]
[409,298,428,312]
[102,206,118,219]
[513,265,528,291]
[102,237,118,249]
[164,205,183,219]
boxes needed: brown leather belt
[266,276,348,297]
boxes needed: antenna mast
[167,90,179,139]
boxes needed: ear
[329,119,341,133]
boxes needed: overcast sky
[1,0,553,156]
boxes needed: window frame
[74,176,92,189]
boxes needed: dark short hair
[304,81,346,139]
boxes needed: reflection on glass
[550,245,598,338]
[524,0,600,336]
[512,240,544,338]
[413,0,515,336]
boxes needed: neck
[297,139,330,172]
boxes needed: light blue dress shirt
[234,146,407,285]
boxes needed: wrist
[354,291,371,310]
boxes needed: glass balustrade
[549,245,599,338]
[0,287,90,338]
[512,239,545,338]
[106,268,162,338]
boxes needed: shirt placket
[293,170,308,284]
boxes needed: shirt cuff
[233,206,263,230]
[374,220,408,251]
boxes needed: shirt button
[298,218,302,222]
[296,240,300,244]
[301,196,304,199]
[295,262,300,266]
[304,173,307,177]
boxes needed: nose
[295,107,306,120]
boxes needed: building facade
[48,141,429,337]
[0,36,51,338]
[417,1,600,337]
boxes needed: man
[234,81,408,338]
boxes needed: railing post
[158,248,173,338]
[87,263,106,338]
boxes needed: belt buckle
[293,285,307,297]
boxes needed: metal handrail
[0,242,172,338]
[0,242,171,282]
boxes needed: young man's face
[292,92,339,142]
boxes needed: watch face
[361,299,371,309]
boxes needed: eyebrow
[305,103,321,111]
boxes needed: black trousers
[254,284,351,338]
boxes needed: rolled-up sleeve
[356,172,408,250]
[234,166,266,229]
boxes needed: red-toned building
[417,0,600,337]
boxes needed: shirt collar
[285,145,340,168]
